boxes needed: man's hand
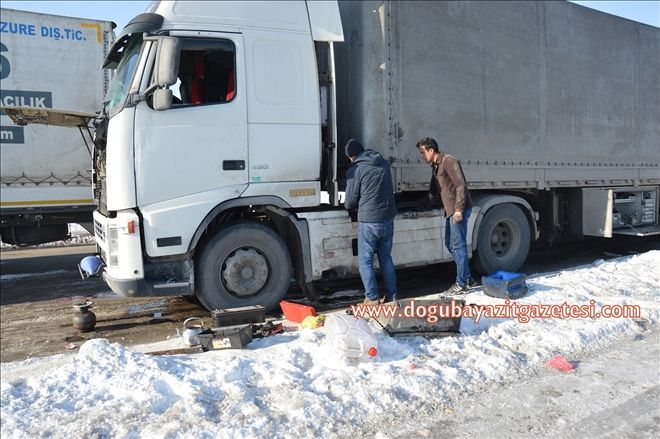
[452,210,463,224]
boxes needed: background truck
[6,1,658,310]
[0,8,114,246]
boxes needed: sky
[1,1,659,30]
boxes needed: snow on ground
[1,251,659,438]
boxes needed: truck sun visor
[102,13,164,69]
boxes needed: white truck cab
[93,1,350,309]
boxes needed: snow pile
[2,251,659,438]
[63,223,96,246]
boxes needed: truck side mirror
[153,88,173,111]
[154,37,180,87]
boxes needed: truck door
[134,34,247,207]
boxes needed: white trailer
[0,8,114,245]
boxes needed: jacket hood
[353,149,388,167]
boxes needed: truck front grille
[94,218,106,242]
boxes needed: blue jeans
[358,220,398,301]
[445,208,472,287]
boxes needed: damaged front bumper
[94,209,147,296]
[94,209,194,297]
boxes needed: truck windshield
[104,34,144,114]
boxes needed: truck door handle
[223,160,245,171]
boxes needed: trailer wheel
[473,204,530,275]
[195,222,292,311]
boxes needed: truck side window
[170,38,236,106]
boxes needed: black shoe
[382,296,398,304]
[443,282,468,295]
[466,277,480,289]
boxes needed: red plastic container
[279,300,316,323]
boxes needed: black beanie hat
[345,139,364,158]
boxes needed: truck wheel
[473,204,530,275]
[195,222,292,311]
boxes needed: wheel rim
[220,248,269,297]
[490,220,518,258]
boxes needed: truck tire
[195,222,292,311]
[472,204,530,275]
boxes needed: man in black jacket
[344,139,398,305]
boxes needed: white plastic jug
[325,313,378,361]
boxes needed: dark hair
[345,139,364,158]
[416,137,439,152]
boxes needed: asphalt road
[0,245,109,306]
[1,235,659,307]
[0,244,203,362]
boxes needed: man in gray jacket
[344,139,398,305]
